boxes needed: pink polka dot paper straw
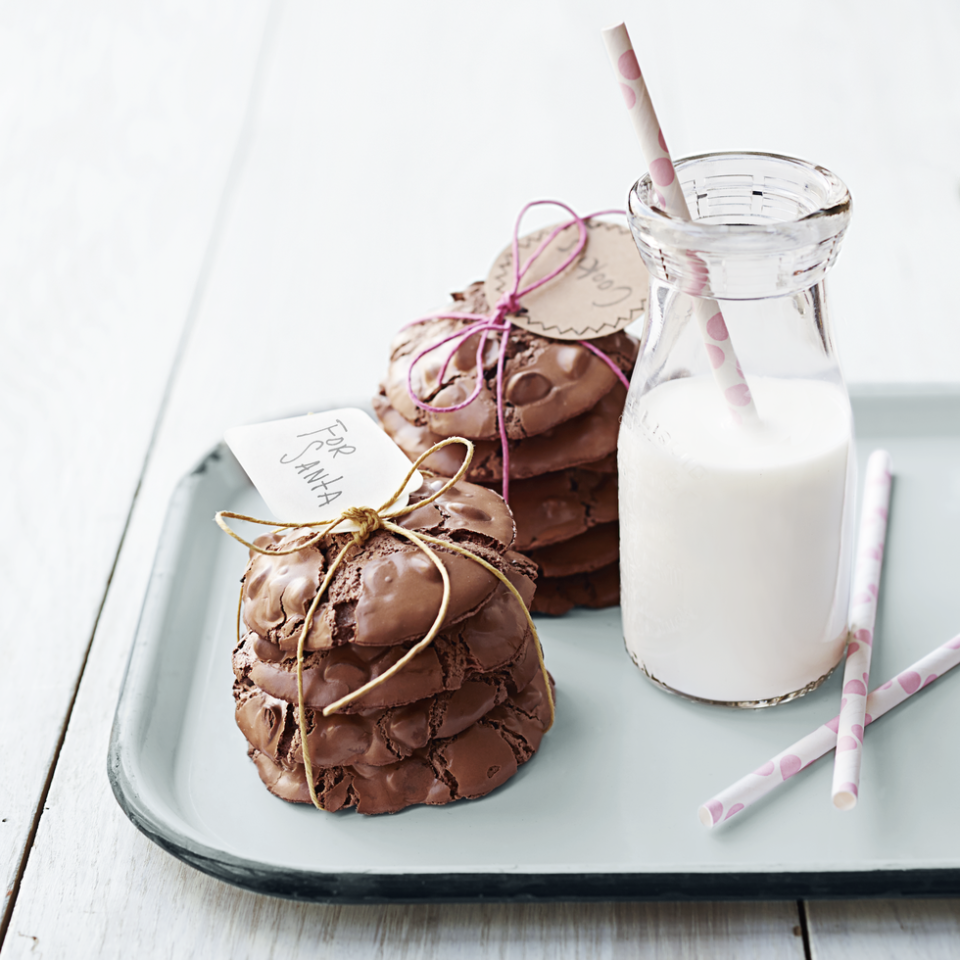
[831,449,894,810]
[698,633,960,828]
[600,22,759,426]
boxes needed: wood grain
[0,2,811,953]
[0,406,808,956]
[0,0,271,929]
[806,899,960,960]
[3,0,960,956]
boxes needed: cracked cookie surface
[531,561,620,616]
[241,478,524,649]
[499,470,618,551]
[247,668,554,814]
[374,383,626,484]
[233,559,541,713]
[384,282,637,441]
[526,522,620,578]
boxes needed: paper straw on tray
[698,633,960,827]
[832,450,894,810]
[600,23,759,426]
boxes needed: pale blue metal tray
[109,386,960,901]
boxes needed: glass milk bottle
[621,152,855,707]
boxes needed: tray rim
[108,384,960,903]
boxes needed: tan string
[216,436,554,812]
[215,435,475,554]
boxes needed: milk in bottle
[619,375,853,703]
[623,152,856,705]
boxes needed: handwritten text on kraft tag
[278,417,355,508]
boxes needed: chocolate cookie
[242,479,525,650]
[580,451,617,473]
[526,522,620,578]
[506,471,618,551]
[384,282,637,441]
[233,565,541,712]
[373,382,626,484]
[247,669,553,814]
[531,561,620,616]
[236,672,513,769]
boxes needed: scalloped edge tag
[484,219,647,341]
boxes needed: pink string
[579,338,631,391]
[402,201,630,501]
[494,328,511,501]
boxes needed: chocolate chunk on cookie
[395,475,516,548]
[374,382,626,483]
[384,282,637,440]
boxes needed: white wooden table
[2,1,959,956]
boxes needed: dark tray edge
[103,767,960,904]
[108,386,960,903]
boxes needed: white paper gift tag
[225,408,423,526]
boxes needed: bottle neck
[628,153,851,301]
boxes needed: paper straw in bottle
[831,449,894,810]
[600,23,759,426]
[698,632,960,827]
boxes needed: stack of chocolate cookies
[373,282,638,615]
[233,475,553,814]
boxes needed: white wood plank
[0,436,805,959]
[149,0,960,395]
[806,899,960,960]
[5,0,960,955]
[6,792,809,960]
[0,0,271,928]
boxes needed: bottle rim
[628,151,851,257]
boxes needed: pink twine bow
[403,200,632,501]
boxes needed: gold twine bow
[215,436,554,811]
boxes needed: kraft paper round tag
[484,219,647,341]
